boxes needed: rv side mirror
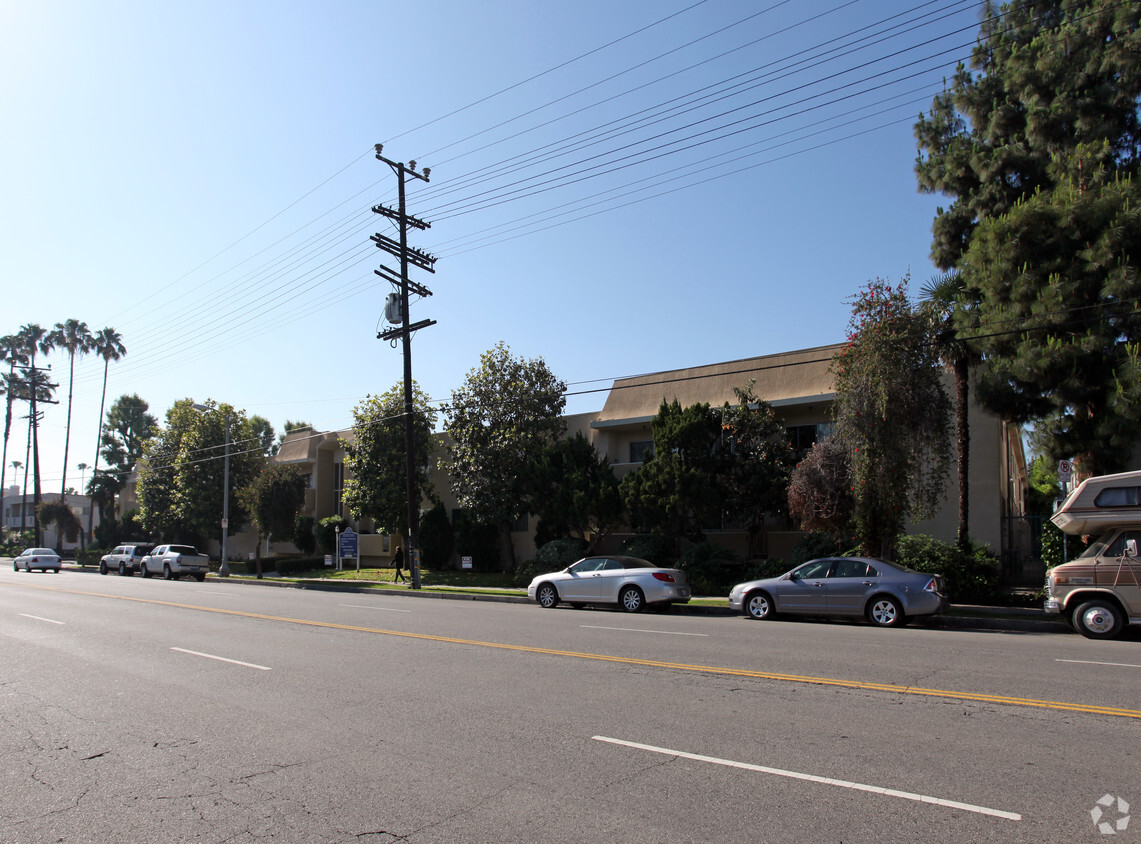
[1125,539,1138,558]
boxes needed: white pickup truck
[139,544,210,581]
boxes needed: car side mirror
[788,571,799,581]
[1126,539,1138,558]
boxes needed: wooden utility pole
[372,143,436,589]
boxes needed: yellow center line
[13,581,1141,719]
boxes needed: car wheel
[1072,599,1124,640]
[195,573,206,582]
[99,561,108,575]
[119,562,128,576]
[535,583,559,609]
[163,563,175,581]
[745,590,775,620]
[140,562,151,578]
[13,561,18,571]
[619,585,645,613]
[867,596,906,627]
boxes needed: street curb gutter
[205,574,1073,634]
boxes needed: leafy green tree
[620,399,724,544]
[87,327,125,539]
[136,399,264,543]
[620,386,793,552]
[961,169,1141,474]
[47,319,94,502]
[526,432,621,553]
[915,0,1141,474]
[315,514,349,556]
[342,382,437,534]
[101,394,158,476]
[443,343,566,571]
[718,382,797,558]
[832,277,952,558]
[248,415,277,457]
[239,463,307,578]
[276,419,312,452]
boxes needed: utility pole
[14,363,58,546]
[372,143,436,590]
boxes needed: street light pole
[193,403,231,577]
[220,414,231,577]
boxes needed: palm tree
[19,324,55,545]
[0,334,28,507]
[87,327,126,541]
[48,319,94,504]
[920,272,981,552]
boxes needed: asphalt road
[2,564,1138,843]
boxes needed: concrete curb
[195,572,1072,634]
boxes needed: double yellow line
[14,581,1141,720]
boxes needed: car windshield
[169,545,199,555]
[25,548,54,555]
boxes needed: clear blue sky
[1,0,983,493]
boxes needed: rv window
[1104,530,1141,559]
[1094,486,1141,507]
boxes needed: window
[1104,530,1141,558]
[831,560,874,578]
[629,440,653,463]
[333,463,345,517]
[795,560,832,579]
[1094,487,1141,508]
[787,424,827,453]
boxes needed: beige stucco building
[118,344,1029,570]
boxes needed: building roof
[596,344,840,424]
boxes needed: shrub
[619,534,676,566]
[677,542,742,596]
[315,515,350,555]
[293,516,316,555]
[535,538,586,569]
[894,534,1000,604]
[742,557,789,581]
[419,502,454,569]
[452,510,499,573]
[791,532,854,565]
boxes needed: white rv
[1045,470,1141,639]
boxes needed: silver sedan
[14,547,62,573]
[728,557,948,627]
[528,555,691,612]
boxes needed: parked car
[14,548,62,573]
[527,555,691,612]
[139,544,210,581]
[99,543,154,576]
[728,557,948,627]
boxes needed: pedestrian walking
[392,545,408,583]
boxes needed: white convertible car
[527,555,691,612]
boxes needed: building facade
[247,344,1028,568]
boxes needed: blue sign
[339,528,358,559]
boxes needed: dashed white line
[171,647,271,670]
[339,603,412,613]
[1057,658,1141,669]
[580,625,707,637]
[19,614,64,625]
[592,736,1022,822]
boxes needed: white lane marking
[171,648,271,670]
[1057,658,1141,669]
[339,603,411,613]
[20,614,64,625]
[592,736,1021,822]
[580,625,707,637]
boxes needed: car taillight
[923,577,937,592]
[652,572,676,583]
